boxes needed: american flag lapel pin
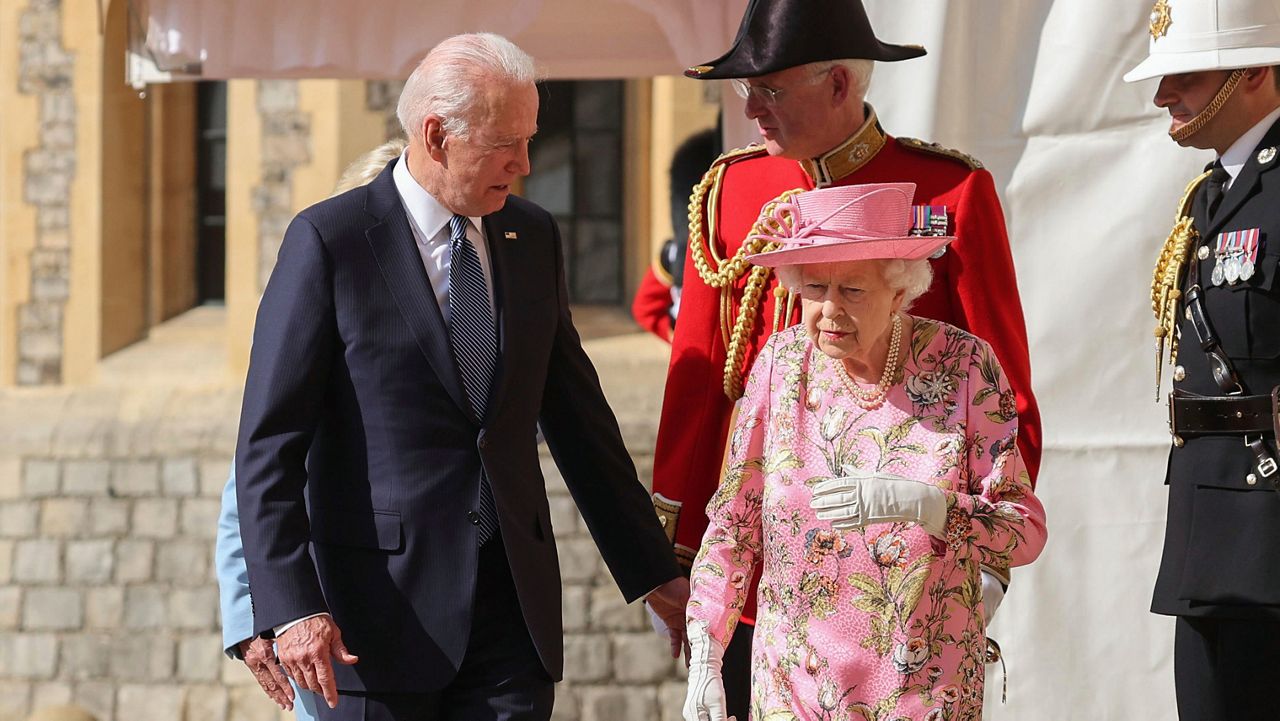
[504,231,518,239]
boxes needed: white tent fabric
[861,2,1213,718]
[131,0,744,79]
[133,0,1219,716]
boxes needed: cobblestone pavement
[0,307,687,721]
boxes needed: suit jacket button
[467,511,481,525]
[478,438,488,450]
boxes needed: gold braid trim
[1151,170,1211,398]
[897,137,985,170]
[687,145,771,289]
[722,189,807,400]
[1170,69,1245,143]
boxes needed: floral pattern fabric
[686,318,1047,721]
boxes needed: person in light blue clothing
[217,466,320,720]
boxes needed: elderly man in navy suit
[234,33,688,720]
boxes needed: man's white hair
[808,58,875,100]
[776,258,933,311]
[397,33,537,141]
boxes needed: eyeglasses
[730,79,782,104]
[729,65,837,106]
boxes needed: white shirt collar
[1219,105,1280,185]
[391,150,483,241]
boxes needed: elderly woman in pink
[682,183,1047,721]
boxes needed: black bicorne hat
[686,0,926,80]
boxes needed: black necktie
[445,214,500,544]
[1205,163,1230,219]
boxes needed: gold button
[1236,411,1244,419]
[1173,366,1186,381]
[658,516,668,527]
[1173,435,1185,447]
[1247,473,1258,486]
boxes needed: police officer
[1126,1,1280,718]
[650,1,1042,717]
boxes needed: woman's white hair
[331,138,408,196]
[776,258,933,311]
[396,33,537,141]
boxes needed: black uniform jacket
[1154,116,1280,619]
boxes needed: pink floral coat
[686,319,1047,721]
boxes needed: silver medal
[1240,258,1256,281]
[1225,253,1241,284]
[1211,257,1226,286]
[1198,245,1210,260]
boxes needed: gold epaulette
[712,143,769,168]
[1151,170,1212,397]
[898,137,985,170]
[686,144,770,291]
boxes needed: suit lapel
[363,161,477,424]
[1206,117,1280,237]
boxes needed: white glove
[980,569,1005,625]
[810,470,947,537]
[683,622,735,721]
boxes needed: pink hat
[745,182,953,267]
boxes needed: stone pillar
[0,0,42,386]
[0,0,80,386]
[645,76,720,263]
[623,79,653,305]
[366,80,407,142]
[225,79,391,377]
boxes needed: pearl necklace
[837,314,903,410]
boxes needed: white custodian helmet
[1124,0,1280,82]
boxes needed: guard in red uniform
[632,129,722,342]
[632,264,677,342]
[651,1,1041,716]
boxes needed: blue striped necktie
[446,214,499,544]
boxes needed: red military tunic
[631,263,675,342]
[651,108,1041,623]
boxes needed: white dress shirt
[392,150,495,318]
[273,151,496,640]
[1220,105,1280,189]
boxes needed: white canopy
[125,0,747,81]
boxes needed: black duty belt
[1169,391,1275,436]
[1174,239,1279,487]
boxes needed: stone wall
[0,331,686,721]
[16,0,76,386]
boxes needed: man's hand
[276,615,359,709]
[645,576,691,659]
[239,636,295,711]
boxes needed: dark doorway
[524,81,625,304]
[195,81,227,303]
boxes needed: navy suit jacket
[235,158,679,692]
